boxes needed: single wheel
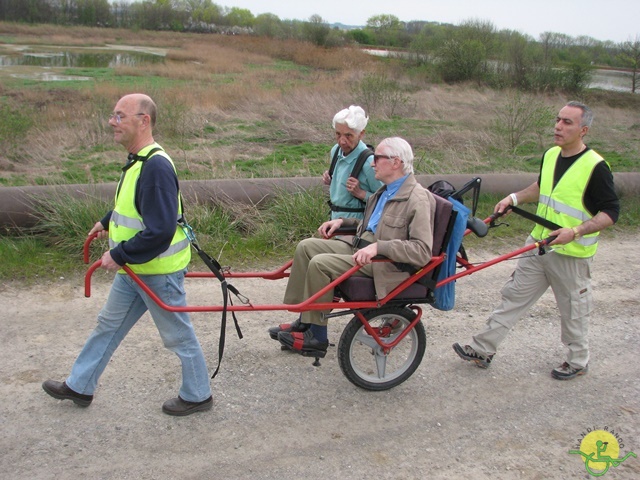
[337,306,426,391]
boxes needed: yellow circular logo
[569,428,637,477]
[580,431,620,473]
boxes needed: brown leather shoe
[162,396,213,416]
[42,380,93,407]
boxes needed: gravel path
[1,234,638,479]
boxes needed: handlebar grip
[467,217,489,237]
[84,259,102,297]
[83,232,99,264]
[493,205,512,219]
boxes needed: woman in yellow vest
[43,94,212,416]
[454,101,619,380]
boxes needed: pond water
[363,48,636,94]
[0,51,164,68]
[588,69,635,93]
[2,44,635,92]
[0,44,165,81]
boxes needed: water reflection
[589,69,634,93]
[0,50,164,68]
[9,70,93,82]
[363,49,636,94]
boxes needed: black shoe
[268,315,307,341]
[162,396,213,416]
[551,362,589,380]
[42,380,93,407]
[278,329,329,358]
[452,343,494,369]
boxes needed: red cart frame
[83,203,553,391]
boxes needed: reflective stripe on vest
[531,146,603,257]
[109,232,191,259]
[109,210,184,247]
[109,144,190,274]
[536,194,599,248]
[109,210,145,232]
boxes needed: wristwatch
[572,226,581,240]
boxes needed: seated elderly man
[268,137,436,357]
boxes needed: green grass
[0,29,638,281]
[368,117,446,138]
[232,143,328,177]
[0,186,327,280]
[0,236,81,283]
[0,100,33,152]
[3,189,637,281]
[588,145,638,171]
[0,174,29,186]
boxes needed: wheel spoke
[354,328,380,350]
[373,350,387,379]
[338,307,426,391]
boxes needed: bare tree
[539,31,554,64]
[618,35,640,93]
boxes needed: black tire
[337,306,426,391]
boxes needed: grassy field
[0,23,638,280]
[1,22,639,187]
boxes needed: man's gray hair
[378,137,414,175]
[566,101,593,128]
[332,105,369,133]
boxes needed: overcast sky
[212,0,638,44]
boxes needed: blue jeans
[66,270,211,402]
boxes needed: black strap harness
[120,147,247,380]
[508,205,563,232]
[179,220,247,379]
[115,147,163,201]
[327,145,374,214]
[495,206,562,256]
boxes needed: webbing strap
[180,220,245,380]
[506,206,563,256]
[328,200,366,213]
[327,146,373,216]
[509,205,563,231]
[193,246,244,379]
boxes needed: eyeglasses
[108,112,146,124]
[372,154,396,164]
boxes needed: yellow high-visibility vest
[531,146,604,258]
[109,144,190,274]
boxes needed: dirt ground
[1,233,639,480]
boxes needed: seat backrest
[410,193,455,292]
[336,192,454,302]
[430,194,454,258]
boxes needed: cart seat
[337,193,454,302]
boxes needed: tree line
[1,0,638,93]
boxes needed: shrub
[492,92,555,153]
[436,39,486,84]
[352,72,410,117]
[562,62,593,96]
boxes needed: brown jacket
[342,175,436,298]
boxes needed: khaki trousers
[283,233,375,326]
[470,236,593,368]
